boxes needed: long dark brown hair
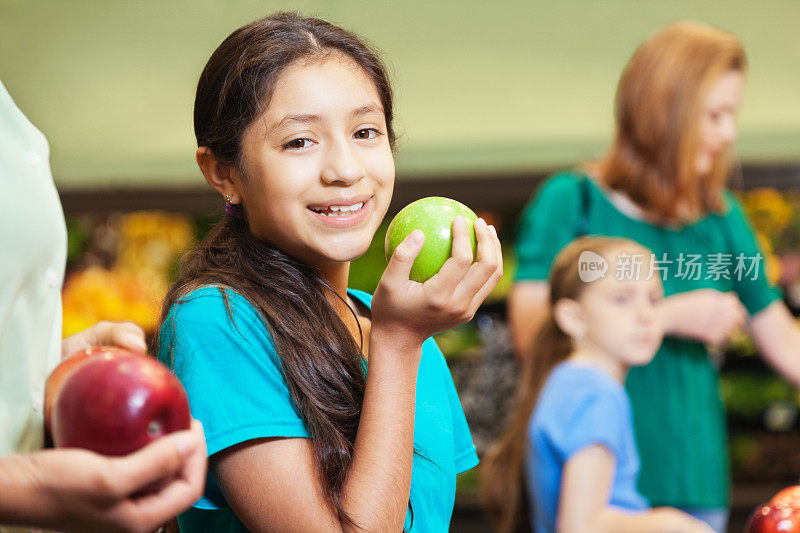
[156,12,395,527]
[481,237,640,533]
[588,20,746,224]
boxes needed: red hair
[590,21,746,224]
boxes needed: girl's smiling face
[235,53,395,268]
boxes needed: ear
[553,298,586,341]
[196,147,243,204]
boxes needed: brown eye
[354,128,379,140]
[284,138,313,150]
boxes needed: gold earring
[225,194,234,204]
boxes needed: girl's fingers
[489,224,504,275]
[467,263,504,316]
[430,216,477,288]
[383,229,425,282]
[451,219,500,302]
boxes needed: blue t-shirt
[158,286,478,533]
[526,361,649,533]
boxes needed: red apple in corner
[52,352,190,456]
[746,502,800,533]
[772,486,800,508]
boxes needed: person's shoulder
[539,170,587,194]
[526,170,589,211]
[719,189,746,217]
[165,284,261,329]
[347,288,373,308]
[543,362,627,410]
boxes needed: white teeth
[313,202,364,215]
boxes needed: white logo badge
[578,251,607,282]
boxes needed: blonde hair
[481,236,647,533]
[590,20,746,224]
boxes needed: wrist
[370,323,425,353]
[0,453,47,526]
[657,295,679,335]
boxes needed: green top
[514,171,781,508]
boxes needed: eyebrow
[268,104,384,135]
[351,103,384,118]
[268,113,321,134]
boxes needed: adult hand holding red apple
[373,197,502,349]
[0,420,206,533]
[11,345,207,532]
[51,348,192,456]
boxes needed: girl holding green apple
[156,12,502,533]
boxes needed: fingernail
[173,434,197,458]
[408,229,424,245]
[454,215,465,226]
[126,334,147,351]
[476,217,486,228]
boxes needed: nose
[321,139,365,186]
[636,299,657,324]
[719,114,738,147]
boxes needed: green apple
[385,197,478,283]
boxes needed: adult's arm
[507,281,549,359]
[750,301,800,387]
[658,288,747,348]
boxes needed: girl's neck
[315,260,369,355]
[315,260,351,314]
[567,346,629,384]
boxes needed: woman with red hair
[506,21,800,532]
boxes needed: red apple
[746,502,800,533]
[52,351,191,456]
[772,486,800,508]
[44,346,125,437]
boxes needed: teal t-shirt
[158,286,478,532]
[514,171,782,508]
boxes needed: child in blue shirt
[156,12,502,533]
[482,237,713,533]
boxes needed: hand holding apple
[385,197,479,283]
[51,348,191,456]
[373,200,502,350]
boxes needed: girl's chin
[318,242,372,264]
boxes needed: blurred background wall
[1,0,798,189]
